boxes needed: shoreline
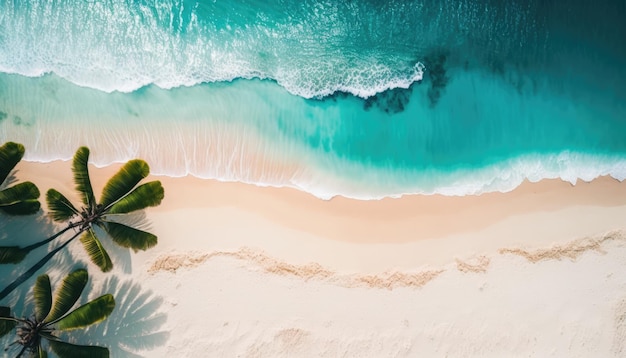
[13,159,626,268]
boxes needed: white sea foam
[0,0,424,98]
[19,151,626,200]
[276,152,626,200]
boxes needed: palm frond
[47,340,109,358]
[46,269,88,323]
[0,181,41,215]
[34,275,53,322]
[72,147,96,208]
[79,230,113,272]
[0,306,16,338]
[106,181,164,214]
[0,200,41,215]
[38,330,57,342]
[0,142,24,185]
[99,159,149,210]
[0,246,27,264]
[46,189,78,222]
[53,294,114,330]
[0,182,39,204]
[99,221,157,252]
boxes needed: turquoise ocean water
[1,0,625,199]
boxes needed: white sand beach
[2,2,626,357]
[2,159,626,357]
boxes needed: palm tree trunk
[15,345,28,358]
[0,228,86,302]
[0,316,19,322]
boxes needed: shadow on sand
[0,211,65,306]
[67,276,169,357]
[1,208,169,357]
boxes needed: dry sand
[2,159,626,357]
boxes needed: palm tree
[0,269,115,357]
[45,146,164,272]
[0,147,164,300]
[0,142,40,216]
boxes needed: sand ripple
[148,247,442,290]
[499,230,625,263]
[148,231,624,290]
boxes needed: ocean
[1,0,625,199]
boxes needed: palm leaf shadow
[70,276,169,357]
[107,211,152,232]
[0,210,52,246]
